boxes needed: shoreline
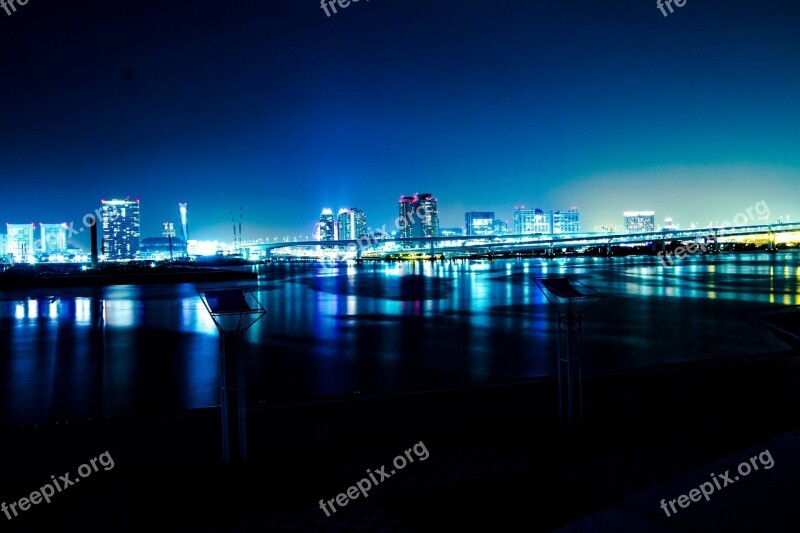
[0,266,256,290]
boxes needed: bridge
[238,222,800,261]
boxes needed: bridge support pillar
[430,239,435,261]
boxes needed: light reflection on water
[0,251,798,428]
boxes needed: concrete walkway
[557,429,800,532]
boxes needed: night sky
[1,0,799,245]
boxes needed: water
[1,252,798,428]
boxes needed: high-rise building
[416,194,439,238]
[624,211,656,232]
[337,208,367,240]
[465,211,495,236]
[39,223,68,253]
[398,196,419,239]
[513,207,551,234]
[6,223,35,261]
[417,194,439,238]
[552,207,581,234]
[101,197,141,260]
[318,209,335,241]
[398,193,439,239]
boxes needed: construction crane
[230,205,244,250]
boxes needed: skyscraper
[465,212,495,236]
[398,195,419,239]
[624,211,656,232]
[417,194,439,238]
[6,223,35,261]
[101,197,141,260]
[318,209,335,241]
[337,208,367,240]
[39,223,68,253]
[398,193,439,238]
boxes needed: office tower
[513,207,551,234]
[398,193,439,239]
[624,211,656,232]
[318,209,335,241]
[416,194,439,238]
[101,197,141,260]
[337,208,367,240]
[465,211,495,236]
[39,223,68,253]
[6,223,35,261]
[398,195,418,239]
[552,207,581,234]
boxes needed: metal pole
[220,330,247,464]
[557,314,564,421]
[566,305,573,425]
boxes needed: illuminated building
[101,197,141,260]
[513,207,550,234]
[398,196,419,239]
[624,211,656,232]
[140,236,186,259]
[493,219,509,235]
[39,223,68,253]
[398,193,439,238]
[465,211,495,236]
[337,208,367,240]
[318,209,335,241]
[552,207,580,234]
[6,223,35,261]
[417,194,439,238]
[187,240,223,256]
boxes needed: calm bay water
[1,252,798,428]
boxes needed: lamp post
[536,278,603,425]
[198,289,266,464]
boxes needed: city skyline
[0,3,799,530]
[0,193,792,255]
[0,1,798,242]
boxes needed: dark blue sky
[1,0,799,243]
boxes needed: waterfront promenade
[1,350,798,531]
